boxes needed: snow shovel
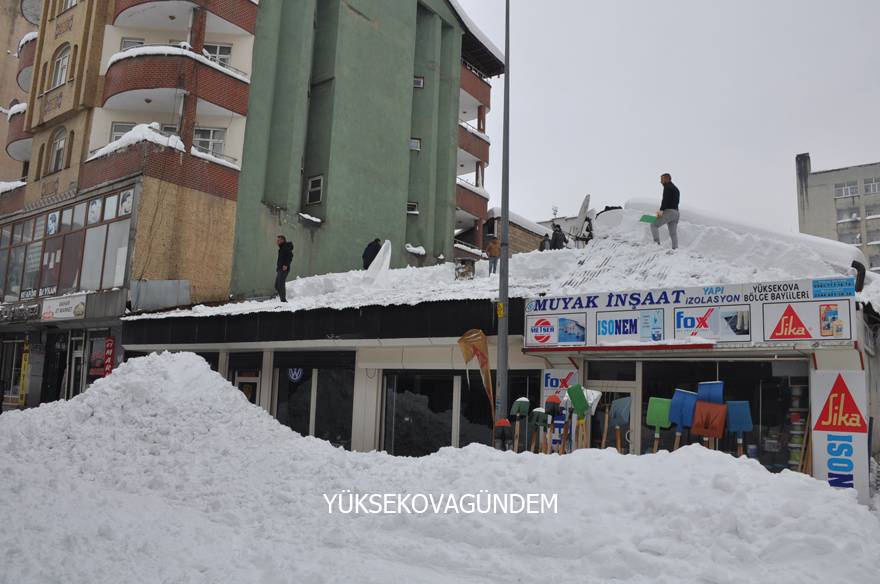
[640,214,658,224]
[559,396,573,454]
[697,381,724,404]
[669,389,698,450]
[544,395,562,453]
[726,401,753,457]
[567,385,589,451]
[646,397,672,453]
[610,396,631,454]
[510,397,531,453]
[529,408,547,453]
[691,401,727,447]
[494,418,513,451]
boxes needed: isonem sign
[524,277,856,348]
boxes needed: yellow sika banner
[457,329,495,420]
[18,340,30,406]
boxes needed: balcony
[457,122,489,175]
[0,181,26,216]
[460,63,491,112]
[103,45,249,117]
[5,104,32,162]
[20,0,40,25]
[114,0,257,35]
[17,32,37,92]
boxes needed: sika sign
[809,370,869,504]
[524,277,855,349]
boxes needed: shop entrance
[585,361,643,454]
[40,333,69,404]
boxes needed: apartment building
[230,0,503,294]
[0,0,36,180]
[0,0,255,410]
[796,152,880,271]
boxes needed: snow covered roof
[17,31,37,54]
[87,123,184,162]
[0,180,26,195]
[2,351,877,581]
[108,45,250,84]
[129,201,879,321]
[448,0,505,76]
[6,102,26,120]
[488,207,552,237]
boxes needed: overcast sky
[457,0,880,232]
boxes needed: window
[47,128,67,174]
[110,122,136,142]
[161,124,178,135]
[4,246,24,302]
[120,38,144,51]
[866,178,880,195]
[50,45,71,89]
[58,230,84,294]
[834,181,859,198]
[35,144,44,180]
[33,215,46,240]
[406,202,419,214]
[86,198,101,225]
[60,0,76,12]
[103,194,118,221]
[413,76,425,88]
[193,127,226,156]
[72,202,86,230]
[21,219,34,243]
[79,225,107,292]
[305,176,323,205]
[202,43,232,66]
[409,138,421,151]
[60,208,72,233]
[101,219,130,289]
[40,237,64,296]
[20,242,42,299]
[837,209,860,222]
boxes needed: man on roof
[652,173,680,250]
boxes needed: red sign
[814,374,868,433]
[769,305,810,339]
[103,337,116,377]
[689,307,714,336]
[531,319,554,344]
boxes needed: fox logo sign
[676,308,713,336]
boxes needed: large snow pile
[130,204,874,320]
[0,353,878,583]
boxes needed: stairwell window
[47,128,67,175]
[193,127,226,156]
[305,176,323,205]
[202,43,232,66]
[409,138,421,151]
[50,45,71,90]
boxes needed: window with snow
[193,127,226,156]
[47,128,66,175]
[110,122,136,143]
[409,138,421,151]
[120,38,144,51]
[203,43,233,66]
[834,181,859,198]
[865,178,880,195]
[305,176,323,205]
[50,45,71,89]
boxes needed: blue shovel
[726,401,753,457]
[669,389,698,450]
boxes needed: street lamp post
[495,0,511,439]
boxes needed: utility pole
[495,0,511,437]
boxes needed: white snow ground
[129,204,878,320]
[0,352,877,583]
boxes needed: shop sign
[523,277,855,348]
[41,294,87,321]
[542,368,579,402]
[0,302,41,323]
[103,337,116,377]
[809,370,869,504]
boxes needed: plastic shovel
[726,401,753,457]
[566,385,590,450]
[509,397,531,453]
[669,389,698,450]
[640,214,658,224]
[528,408,548,453]
[691,401,728,447]
[697,381,724,404]
[610,396,632,454]
[646,397,672,453]
[544,395,562,453]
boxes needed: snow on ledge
[108,45,250,84]
[298,213,322,225]
[454,242,487,258]
[190,147,240,170]
[0,180,26,195]
[456,178,490,200]
[6,102,26,121]
[459,121,490,143]
[86,122,184,162]
[17,31,37,54]
[405,243,426,256]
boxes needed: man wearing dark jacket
[651,173,680,249]
[362,239,382,269]
[550,224,568,250]
[275,235,293,302]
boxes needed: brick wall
[103,55,249,116]
[0,186,25,216]
[5,111,32,149]
[17,36,36,84]
[457,124,489,164]
[113,0,257,35]
[460,63,491,108]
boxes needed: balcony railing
[113,43,250,80]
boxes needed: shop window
[0,342,24,401]
[119,190,133,216]
[47,211,61,237]
[382,372,454,456]
[104,194,118,221]
[86,198,102,225]
[50,45,71,90]
[40,237,64,296]
[85,332,109,387]
[20,242,42,300]
[12,223,22,245]
[47,128,67,174]
[21,219,34,243]
[1,225,11,248]
[58,230,84,293]
[587,361,637,381]
[79,224,107,292]
[110,122,136,143]
[101,219,130,289]
[313,369,354,450]
[60,208,73,233]
[275,368,313,437]
[72,202,86,230]
[4,246,25,302]
[33,215,46,241]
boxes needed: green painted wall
[232,0,467,296]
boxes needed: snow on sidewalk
[1,352,878,583]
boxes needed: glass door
[585,360,643,454]
[381,372,455,457]
[67,335,84,399]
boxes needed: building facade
[0,0,37,181]
[230,0,502,294]
[796,152,880,272]
[0,0,255,411]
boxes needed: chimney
[796,153,811,212]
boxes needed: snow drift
[1,353,878,583]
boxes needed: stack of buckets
[787,385,807,470]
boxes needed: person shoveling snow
[1,352,878,583]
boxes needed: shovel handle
[601,407,610,449]
[736,436,743,458]
[652,430,660,454]
[513,418,521,454]
[530,431,538,453]
[673,431,681,451]
[615,426,622,454]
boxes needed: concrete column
[473,218,483,250]
[217,351,229,380]
[258,350,274,412]
[351,366,383,452]
[477,105,486,133]
[180,9,207,152]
